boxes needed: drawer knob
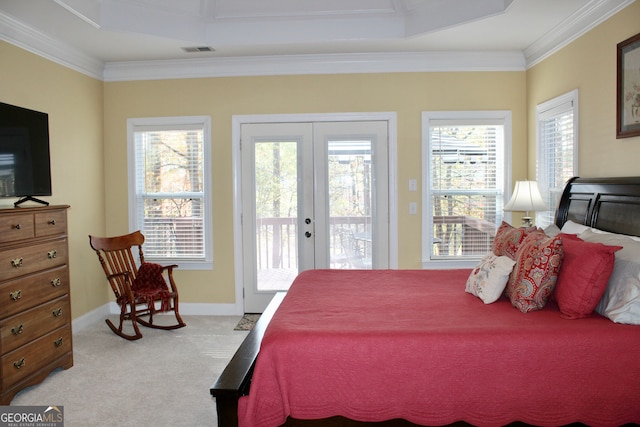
[47,250,57,259]
[14,224,21,230]
[9,290,22,301]
[11,258,23,268]
[13,358,25,369]
[54,338,63,347]
[52,307,63,317]
[51,277,61,287]
[48,219,56,225]
[11,324,24,335]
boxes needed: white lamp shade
[504,180,547,212]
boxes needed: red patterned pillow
[492,221,537,260]
[505,233,564,313]
[554,233,622,319]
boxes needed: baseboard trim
[72,302,243,334]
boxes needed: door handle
[305,231,312,238]
[305,218,311,224]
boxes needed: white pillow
[580,229,640,325]
[466,252,516,304]
[562,219,640,242]
[589,226,640,242]
[560,220,589,235]
[543,223,560,237]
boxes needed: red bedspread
[238,269,640,427]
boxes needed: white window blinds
[536,90,578,228]
[128,117,212,267]
[424,113,509,264]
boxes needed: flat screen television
[0,102,52,207]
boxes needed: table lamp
[504,180,547,227]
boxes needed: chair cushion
[133,263,171,312]
[133,262,169,293]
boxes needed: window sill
[145,259,213,271]
[421,259,479,270]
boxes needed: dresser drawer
[1,325,71,390]
[0,266,69,318]
[0,296,70,354]
[35,210,67,237]
[0,213,34,244]
[0,239,67,282]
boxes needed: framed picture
[617,32,640,138]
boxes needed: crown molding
[2,0,634,81]
[0,12,104,79]
[524,0,635,68]
[0,9,524,81]
[102,51,526,82]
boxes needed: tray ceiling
[0,0,634,79]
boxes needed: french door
[240,120,389,312]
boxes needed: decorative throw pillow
[554,233,622,319]
[466,252,516,304]
[580,229,640,325]
[492,221,537,260]
[505,232,564,313]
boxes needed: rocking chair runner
[89,231,186,340]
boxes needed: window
[127,116,212,269]
[422,111,511,268]
[536,90,578,228]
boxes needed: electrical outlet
[409,202,417,214]
[409,179,417,191]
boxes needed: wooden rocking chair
[89,230,186,340]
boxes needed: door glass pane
[327,140,373,269]
[254,141,299,291]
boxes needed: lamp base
[521,217,534,227]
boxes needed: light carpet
[10,315,248,427]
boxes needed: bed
[211,176,640,427]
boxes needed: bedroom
[0,0,639,422]
[0,0,638,323]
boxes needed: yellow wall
[3,2,636,318]
[104,72,527,303]
[0,41,108,318]
[527,1,640,177]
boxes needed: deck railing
[142,217,204,258]
[140,214,495,266]
[432,215,496,257]
[256,216,371,270]
[255,215,495,269]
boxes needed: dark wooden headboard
[555,176,640,237]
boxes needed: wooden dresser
[0,205,73,404]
